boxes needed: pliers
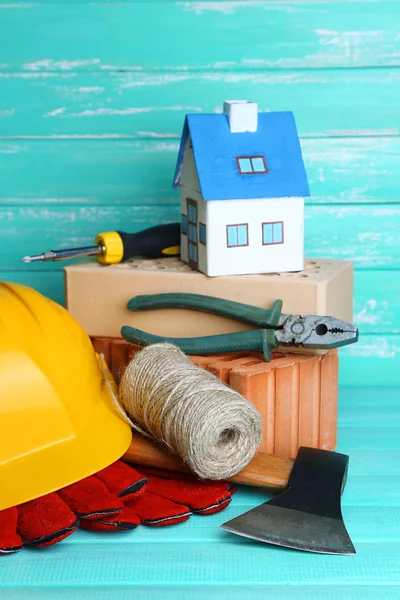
[121,293,359,361]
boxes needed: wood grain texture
[1,202,399,269]
[1,539,400,586]
[0,0,399,595]
[1,70,399,137]
[1,2,399,71]
[0,0,398,391]
[1,138,399,205]
[339,335,400,386]
[1,589,399,600]
[354,271,400,334]
[3,390,400,596]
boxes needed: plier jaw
[276,315,359,350]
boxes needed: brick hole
[243,359,263,366]
[304,260,318,268]
[141,260,158,267]
[218,353,254,362]
[230,358,263,367]
[262,272,281,277]
[287,273,308,278]
[164,259,181,266]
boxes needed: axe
[124,433,355,555]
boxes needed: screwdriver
[22,222,181,265]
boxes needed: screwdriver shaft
[23,245,102,263]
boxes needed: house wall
[180,189,208,271]
[179,136,201,193]
[206,197,304,277]
[179,137,208,272]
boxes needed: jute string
[118,343,263,480]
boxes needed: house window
[227,224,248,248]
[181,214,187,235]
[188,243,198,262]
[262,222,284,245]
[199,223,206,245]
[237,156,268,175]
[189,223,197,242]
[188,204,197,223]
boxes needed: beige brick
[67,257,353,339]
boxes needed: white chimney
[223,100,258,133]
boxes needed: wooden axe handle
[123,432,294,490]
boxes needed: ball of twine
[119,343,263,480]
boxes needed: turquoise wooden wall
[1,0,399,386]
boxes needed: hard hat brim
[0,384,132,512]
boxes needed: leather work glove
[0,461,236,554]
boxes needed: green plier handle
[127,293,283,328]
[121,293,283,361]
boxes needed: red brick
[91,336,338,459]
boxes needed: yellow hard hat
[0,282,132,511]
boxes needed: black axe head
[221,447,355,555]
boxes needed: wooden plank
[1,586,400,600]
[29,505,398,543]
[338,427,400,452]
[0,140,179,206]
[339,386,400,408]
[1,202,399,269]
[340,404,400,428]
[341,451,400,476]
[0,270,64,305]
[354,271,400,334]
[304,206,400,269]
[340,335,400,386]
[0,541,398,586]
[232,474,400,507]
[1,2,399,71]
[1,138,398,206]
[1,70,399,138]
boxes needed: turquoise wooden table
[1,387,399,598]
[0,0,399,596]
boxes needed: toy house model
[173,101,310,277]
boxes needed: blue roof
[173,111,310,200]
